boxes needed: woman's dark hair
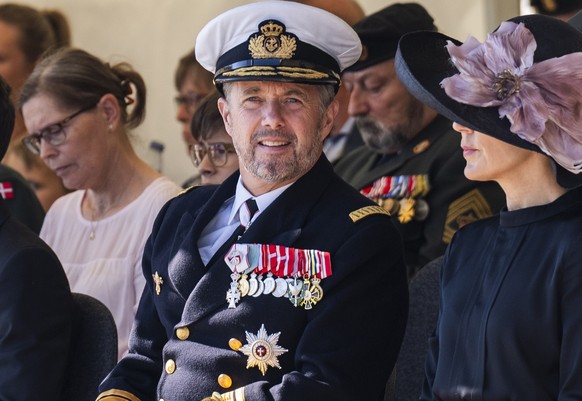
[0,4,67,64]
[190,91,226,142]
[174,48,213,91]
[41,9,71,48]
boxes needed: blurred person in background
[287,0,366,164]
[20,47,181,359]
[0,3,72,225]
[8,140,70,211]
[335,3,505,279]
[0,75,73,400]
[189,91,239,186]
[0,3,70,152]
[175,48,214,187]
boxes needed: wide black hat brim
[395,26,582,188]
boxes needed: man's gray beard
[356,101,425,154]
[237,130,323,184]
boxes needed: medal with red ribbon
[360,174,431,223]
[224,243,331,309]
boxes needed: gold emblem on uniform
[398,198,416,224]
[153,272,164,295]
[238,324,288,375]
[249,21,296,59]
[443,189,493,243]
[412,139,431,154]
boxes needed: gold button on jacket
[218,373,232,388]
[176,326,190,340]
[228,338,242,351]
[165,359,176,374]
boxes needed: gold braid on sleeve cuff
[203,387,246,401]
[95,389,142,401]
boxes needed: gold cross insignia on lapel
[153,272,164,295]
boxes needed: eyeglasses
[174,93,206,113]
[22,104,97,154]
[189,142,236,167]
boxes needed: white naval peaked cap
[195,1,362,92]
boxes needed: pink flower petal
[441,20,582,173]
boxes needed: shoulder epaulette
[176,185,199,197]
[96,389,141,401]
[349,205,391,222]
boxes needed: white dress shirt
[198,178,292,264]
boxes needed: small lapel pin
[153,272,164,295]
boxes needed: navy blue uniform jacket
[0,199,73,399]
[422,187,582,400]
[98,157,408,401]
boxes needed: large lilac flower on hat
[441,21,582,174]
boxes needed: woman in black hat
[395,14,582,400]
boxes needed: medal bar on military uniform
[225,243,331,309]
[360,174,431,223]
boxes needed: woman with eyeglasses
[19,47,181,359]
[189,91,239,186]
[174,48,214,188]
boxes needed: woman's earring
[108,124,113,131]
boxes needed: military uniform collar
[228,178,293,226]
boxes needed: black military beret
[531,0,582,15]
[344,2,436,72]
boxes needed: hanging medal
[263,272,276,295]
[226,272,242,309]
[286,276,305,307]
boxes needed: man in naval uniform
[97,2,408,401]
[335,3,506,278]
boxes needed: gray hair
[222,82,335,113]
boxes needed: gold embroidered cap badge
[249,20,296,59]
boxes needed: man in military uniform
[97,2,408,401]
[335,3,506,278]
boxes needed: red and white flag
[0,182,14,200]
